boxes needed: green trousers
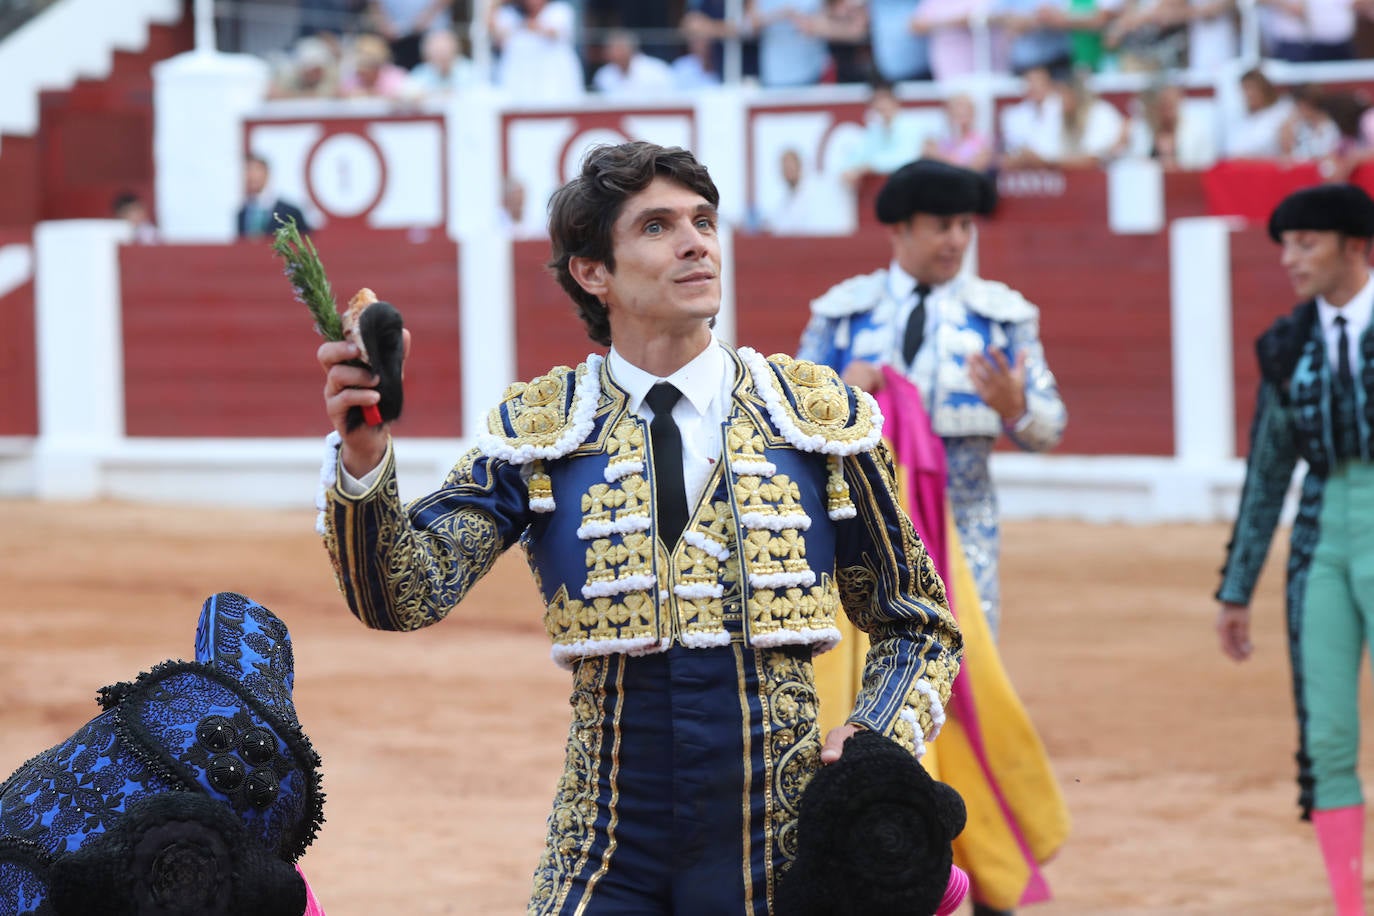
[1303,461,1374,810]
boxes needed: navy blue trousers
[527,644,821,915]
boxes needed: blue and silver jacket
[798,269,1067,452]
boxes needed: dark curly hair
[547,141,720,346]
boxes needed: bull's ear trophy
[272,216,405,431]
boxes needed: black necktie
[1335,315,1355,388]
[644,382,689,548]
[902,283,932,365]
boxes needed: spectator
[747,0,831,87]
[366,0,452,69]
[762,148,854,234]
[1054,77,1128,167]
[1323,91,1374,179]
[1185,0,1237,72]
[497,176,548,239]
[269,34,341,99]
[999,65,1064,166]
[842,79,928,188]
[1280,84,1343,163]
[593,28,677,95]
[341,32,411,99]
[1038,0,1120,72]
[672,34,723,88]
[910,0,986,80]
[1258,0,1355,61]
[1102,0,1189,71]
[1129,83,1216,170]
[1222,67,1294,159]
[868,0,931,81]
[990,0,1073,76]
[924,93,994,172]
[112,190,159,244]
[237,155,310,240]
[488,0,585,103]
[407,28,479,97]
[799,0,871,84]
[680,0,761,81]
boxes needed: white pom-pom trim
[551,634,667,670]
[673,582,725,600]
[738,347,884,456]
[315,431,342,535]
[732,459,777,477]
[576,515,652,540]
[681,630,733,648]
[604,459,645,482]
[900,709,929,759]
[741,511,812,531]
[529,496,556,513]
[913,679,946,740]
[750,626,841,653]
[682,530,730,561]
[477,354,603,465]
[748,571,817,590]
[828,505,857,521]
[581,573,656,599]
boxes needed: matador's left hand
[968,349,1028,421]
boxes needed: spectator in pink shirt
[910,0,987,79]
[924,93,994,172]
[341,33,411,99]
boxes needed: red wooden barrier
[1229,229,1294,456]
[119,230,461,437]
[0,229,37,436]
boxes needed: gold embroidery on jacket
[527,656,614,915]
[760,649,821,877]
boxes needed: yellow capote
[815,513,1070,910]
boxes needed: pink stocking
[1313,804,1366,916]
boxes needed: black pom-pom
[345,301,406,432]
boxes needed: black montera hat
[875,159,997,224]
[1268,183,1374,242]
[774,730,966,916]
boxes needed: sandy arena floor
[1,500,1367,914]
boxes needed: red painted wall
[0,230,37,436]
[1229,229,1294,456]
[119,231,461,437]
[512,240,593,379]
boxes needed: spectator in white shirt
[999,65,1065,168]
[593,29,677,96]
[1055,77,1129,167]
[1185,0,1238,72]
[1281,84,1343,162]
[1222,67,1294,159]
[407,29,480,98]
[1258,0,1356,61]
[1129,83,1217,169]
[763,148,855,235]
[488,0,585,103]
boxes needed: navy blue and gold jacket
[323,346,961,753]
[1218,300,1374,605]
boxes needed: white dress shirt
[1317,272,1374,375]
[607,337,730,510]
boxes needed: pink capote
[871,367,1067,909]
[298,867,327,915]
